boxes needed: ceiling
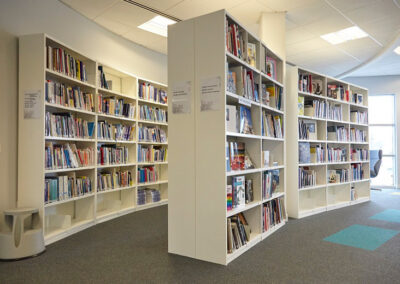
[60,0,400,77]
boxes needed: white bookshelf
[286,65,370,219]
[168,10,286,265]
[18,34,168,244]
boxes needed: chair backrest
[370,150,383,178]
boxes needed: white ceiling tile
[132,0,185,12]
[300,15,352,36]
[326,0,379,13]
[94,15,132,35]
[123,27,165,45]
[95,1,155,27]
[61,0,121,19]
[285,18,297,31]
[336,37,381,61]
[358,16,400,46]
[285,27,316,45]
[228,0,273,26]
[344,0,400,25]
[286,37,331,57]
[258,0,319,12]
[286,1,337,26]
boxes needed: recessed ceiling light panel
[394,46,400,55]
[138,15,176,37]
[321,26,368,45]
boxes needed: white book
[263,151,270,167]
[63,176,68,200]
[226,105,237,132]
[58,176,63,201]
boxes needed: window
[368,94,396,187]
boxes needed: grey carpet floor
[1,189,400,283]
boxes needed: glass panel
[371,156,394,187]
[368,95,395,124]
[369,126,394,155]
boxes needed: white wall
[345,75,400,187]
[0,0,167,215]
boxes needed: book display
[287,65,370,219]
[18,34,168,244]
[168,10,286,265]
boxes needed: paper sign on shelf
[238,97,252,107]
[24,90,41,119]
[172,81,191,114]
[200,76,221,112]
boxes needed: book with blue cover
[239,106,253,134]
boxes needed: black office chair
[370,149,383,191]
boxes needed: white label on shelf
[24,90,41,119]
[200,76,221,112]
[172,80,191,114]
[238,97,252,107]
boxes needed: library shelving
[18,34,168,244]
[168,10,286,265]
[286,65,370,219]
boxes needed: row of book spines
[137,166,158,183]
[262,113,283,138]
[45,112,95,139]
[98,122,134,141]
[139,105,167,122]
[138,126,167,143]
[263,198,285,232]
[45,176,92,203]
[97,171,133,191]
[227,212,250,254]
[137,146,167,163]
[138,83,167,104]
[137,188,161,205]
[45,143,95,170]
[97,146,129,165]
[227,177,253,211]
[262,170,280,200]
[47,46,87,82]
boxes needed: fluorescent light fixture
[138,15,176,37]
[394,46,400,55]
[321,26,368,45]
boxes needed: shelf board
[45,218,95,245]
[97,139,136,144]
[261,221,286,240]
[137,98,168,107]
[137,120,168,126]
[326,161,350,165]
[349,122,368,127]
[298,206,327,218]
[97,113,136,122]
[326,140,351,144]
[136,199,168,212]
[137,161,168,165]
[262,191,285,203]
[327,201,351,211]
[226,132,261,139]
[298,91,325,99]
[45,166,95,174]
[46,68,96,89]
[298,139,326,143]
[226,233,261,264]
[45,102,95,116]
[261,104,284,115]
[351,178,370,184]
[349,103,368,109]
[326,119,349,124]
[45,136,95,142]
[44,193,95,208]
[350,160,370,164]
[261,165,285,171]
[299,184,326,191]
[350,196,370,205]
[326,97,350,105]
[261,72,284,88]
[97,163,136,169]
[298,115,326,121]
[299,162,327,167]
[98,87,136,100]
[97,185,135,195]
[226,91,260,107]
[350,141,369,145]
[226,51,260,75]
[327,181,351,187]
[137,180,168,187]
[226,168,260,176]
[138,141,168,145]
[262,136,284,142]
[226,200,261,217]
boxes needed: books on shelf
[351,163,364,181]
[97,121,134,142]
[239,106,253,134]
[98,66,109,89]
[299,142,311,164]
[263,150,270,167]
[137,166,159,184]
[139,82,167,105]
[230,65,259,102]
[304,99,326,118]
[262,112,283,138]
[137,144,167,163]
[247,43,257,68]
[45,80,95,112]
[350,128,367,143]
[98,94,136,119]
[310,144,324,163]
[139,105,167,123]
[350,110,368,124]
[350,92,364,105]
[226,19,245,60]
[298,96,304,115]
[229,142,245,171]
[263,198,284,232]
[327,84,349,101]
[262,84,282,110]
[226,105,238,133]
[298,74,323,95]
[351,148,368,161]
[227,212,251,254]
[97,170,133,192]
[327,103,342,121]
[262,170,280,199]
[45,143,95,170]
[265,57,277,80]
[47,46,87,82]
[351,186,358,201]
[228,176,246,210]
[137,188,161,205]
[45,112,94,139]
[298,167,316,188]
[97,145,129,166]
[328,169,349,183]
[45,175,92,203]
[327,146,347,162]
[327,125,348,141]
[298,120,317,140]
[138,124,167,143]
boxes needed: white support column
[258,12,286,60]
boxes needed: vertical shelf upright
[168,10,286,265]
[286,65,370,219]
